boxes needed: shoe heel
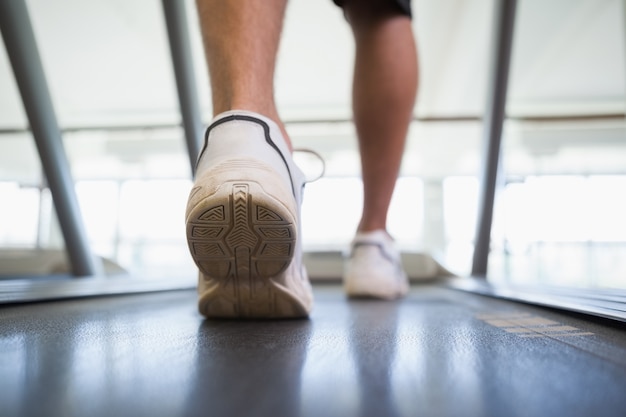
[186,180,296,281]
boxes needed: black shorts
[332,0,412,18]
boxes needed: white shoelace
[293,148,326,183]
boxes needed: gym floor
[1,284,626,417]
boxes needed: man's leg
[188,0,312,318]
[342,0,418,299]
[344,0,418,233]
[195,0,291,145]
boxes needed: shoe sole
[187,180,309,318]
[197,277,310,319]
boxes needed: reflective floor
[1,284,626,417]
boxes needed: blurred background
[1,0,625,291]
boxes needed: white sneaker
[343,230,409,299]
[185,111,313,318]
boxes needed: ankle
[357,220,387,233]
[356,226,390,239]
